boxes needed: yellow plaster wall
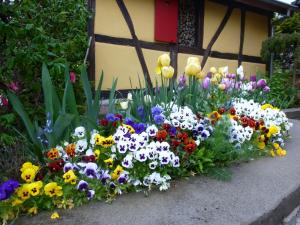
[243,12,268,56]
[203,1,226,49]
[95,43,143,90]
[125,0,155,42]
[211,8,241,54]
[94,0,131,38]
[242,62,266,78]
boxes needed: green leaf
[52,113,75,146]
[42,63,54,121]
[108,78,118,113]
[80,65,93,116]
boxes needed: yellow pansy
[267,125,280,137]
[51,212,60,219]
[155,53,171,75]
[44,182,63,197]
[261,104,274,110]
[95,134,104,145]
[273,143,280,150]
[17,184,31,200]
[101,136,114,148]
[63,170,77,185]
[276,148,287,157]
[28,181,43,196]
[161,66,175,79]
[94,149,101,160]
[111,165,124,180]
[11,199,23,206]
[123,124,135,133]
[270,150,276,157]
[21,168,37,183]
[104,158,114,168]
[20,162,39,173]
[257,141,265,150]
[28,207,38,215]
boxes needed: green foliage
[7,64,102,163]
[266,72,297,108]
[274,12,300,34]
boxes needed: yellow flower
[218,83,226,90]
[104,158,114,168]
[28,181,43,196]
[28,207,38,215]
[101,136,114,148]
[17,184,31,200]
[261,103,274,110]
[95,134,104,145]
[185,57,201,76]
[257,141,265,150]
[214,73,222,81]
[267,125,280,137]
[270,150,276,157]
[276,148,287,157]
[273,143,280,150]
[209,67,217,74]
[218,66,228,76]
[111,165,124,180]
[161,66,174,79]
[44,182,63,197]
[155,53,171,75]
[63,170,77,185]
[94,149,101,160]
[123,124,135,133]
[196,71,206,80]
[11,199,23,206]
[51,212,60,220]
[210,76,218,84]
[207,111,221,121]
[21,168,37,183]
[258,135,265,142]
[20,162,39,173]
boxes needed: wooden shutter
[154,0,178,43]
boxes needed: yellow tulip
[185,63,201,76]
[209,67,217,74]
[218,83,226,90]
[156,53,171,75]
[161,66,174,79]
[187,57,200,66]
[210,77,218,84]
[196,71,206,80]
[214,73,222,81]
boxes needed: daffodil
[28,181,43,196]
[161,66,174,79]
[63,170,77,185]
[111,165,124,180]
[155,53,171,75]
[17,184,31,200]
[44,182,63,197]
[51,212,60,219]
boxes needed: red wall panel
[155,0,178,43]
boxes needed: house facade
[89,0,298,90]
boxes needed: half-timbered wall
[93,0,270,90]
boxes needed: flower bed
[0,54,293,222]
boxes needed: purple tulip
[250,75,257,82]
[202,77,210,89]
[263,86,270,93]
[206,72,212,78]
[257,79,267,88]
[178,74,187,87]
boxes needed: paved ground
[16,119,300,225]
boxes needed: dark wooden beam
[95,34,264,64]
[87,0,95,82]
[238,8,246,66]
[170,43,178,81]
[116,0,153,89]
[201,6,233,68]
